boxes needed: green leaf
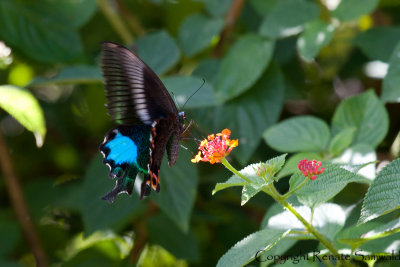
[136,30,181,75]
[30,66,102,86]
[266,154,287,178]
[382,42,400,103]
[0,220,20,256]
[193,58,220,86]
[201,0,233,17]
[147,213,199,261]
[63,232,131,266]
[359,232,400,254]
[290,163,359,207]
[353,220,400,255]
[263,116,330,153]
[250,0,280,15]
[297,20,335,62]
[215,34,274,102]
[340,218,400,254]
[277,152,321,179]
[332,144,377,182]
[331,90,389,148]
[336,221,382,248]
[63,231,133,262]
[354,27,400,62]
[213,163,265,195]
[255,239,297,266]
[328,127,356,156]
[259,0,320,39]
[261,202,286,229]
[359,158,400,224]
[267,203,346,239]
[260,197,302,230]
[81,155,144,235]
[52,0,96,28]
[211,64,284,164]
[213,175,248,195]
[178,13,224,57]
[162,75,217,109]
[216,228,290,267]
[241,182,267,206]
[254,153,287,183]
[0,85,46,147]
[0,0,83,63]
[213,154,285,197]
[23,179,81,221]
[332,0,379,22]
[362,218,400,239]
[137,245,187,266]
[152,149,197,233]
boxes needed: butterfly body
[99,42,186,202]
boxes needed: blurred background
[0,0,399,266]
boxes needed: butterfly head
[178,111,186,124]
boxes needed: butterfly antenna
[182,78,206,110]
[171,91,181,110]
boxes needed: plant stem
[130,202,158,263]
[213,0,246,57]
[115,0,146,36]
[97,0,134,44]
[0,130,48,267]
[221,157,252,183]
[221,158,350,266]
[267,184,349,266]
[282,177,309,199]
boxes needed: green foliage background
[0,0,399,266]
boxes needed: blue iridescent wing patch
[100,124,151,202]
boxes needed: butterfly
[99,42,187,202]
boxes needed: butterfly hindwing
[140,118,176,198]
[100,125,151,202]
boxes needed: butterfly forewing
[101,42,178,125]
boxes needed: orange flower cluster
[191,129,238,164]
[298,159,325,180]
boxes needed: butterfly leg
[181,119,193,136]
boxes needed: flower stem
[282,177,309,199]
[220,157,349,266]
[267,184,349,266]
[221,157,252,183]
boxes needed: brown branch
[115,0,146,37]
[129,202,159,263]
[213,0,246,57]
[129,220,148,263]
[0,130,48,267]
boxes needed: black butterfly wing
[100,42,185,200]
[99,124,152,203]
[101,42,178,125]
